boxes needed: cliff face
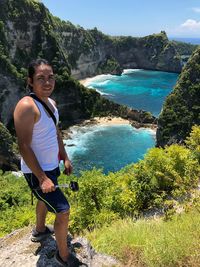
[0,122,19,171]
[0,0,70,126]
[0,74,22,126]
[57,27,123,79]
[156,46,200,147]
[69,32,182,79]
[111,34,181,74]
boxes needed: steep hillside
[156,46,200,147]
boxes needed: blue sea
[65,69,179,175]
[169,37,200,45]
[65,125,156,174]
[85,69,179,117]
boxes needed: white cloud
[180,19,200,31]
[192,7,200,13]
[166,19,200,37]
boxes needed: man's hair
[28,58,52,79]
[27,59,53,91]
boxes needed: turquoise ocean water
[65,70,179,174]
[85,69,179,117]
[65,125,156,174]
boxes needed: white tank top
[21,98,59,173]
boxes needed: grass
[86,210,200,267]
[1,171,200,266]
[0,171,66,237]
[0,200,55,238]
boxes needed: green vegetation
[87,210,200,266]
[0,171,34,236]
[0,122,19,171]
[0,126,199,239]
[112,35,139,50]
[79,128,200,267]
[0,170,56,237]
[0,122,16,154]
[185,125,200,163]
[142,31,168,50]
[171,40,198,56]
[157,46,200,147]
[68,128,199,233]
[97,56,122,75]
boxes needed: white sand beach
[79,77,92,86]
[79,74,113,87]
[87,116,157,131]
[87,116,131,126]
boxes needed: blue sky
[41,0,200,38]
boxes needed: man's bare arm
[57,128,73,175]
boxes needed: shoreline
[76,73,157,138]
[82,116,131,126]
[79,73,114,87]
[62,116,157,139]
[79,116,157,130]
[79,77,92,86]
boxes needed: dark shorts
[24,167,70,213]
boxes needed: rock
[0,227,120,267]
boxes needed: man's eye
[38,77,44,81]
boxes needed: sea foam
[122,69,143,75]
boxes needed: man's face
[29,64,55,99]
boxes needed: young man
[14,59,80,267]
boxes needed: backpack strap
[29,93,57,126]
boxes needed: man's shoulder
[17,96,34,106]
[15,96,36,114]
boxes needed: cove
[64,69,179,174]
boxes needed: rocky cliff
[0,122,19,171]
[156,46,200,147]
[63,29,182,80]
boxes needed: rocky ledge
[0,227,120,267]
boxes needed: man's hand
[40,177,55,193]
[63,159,73,176]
